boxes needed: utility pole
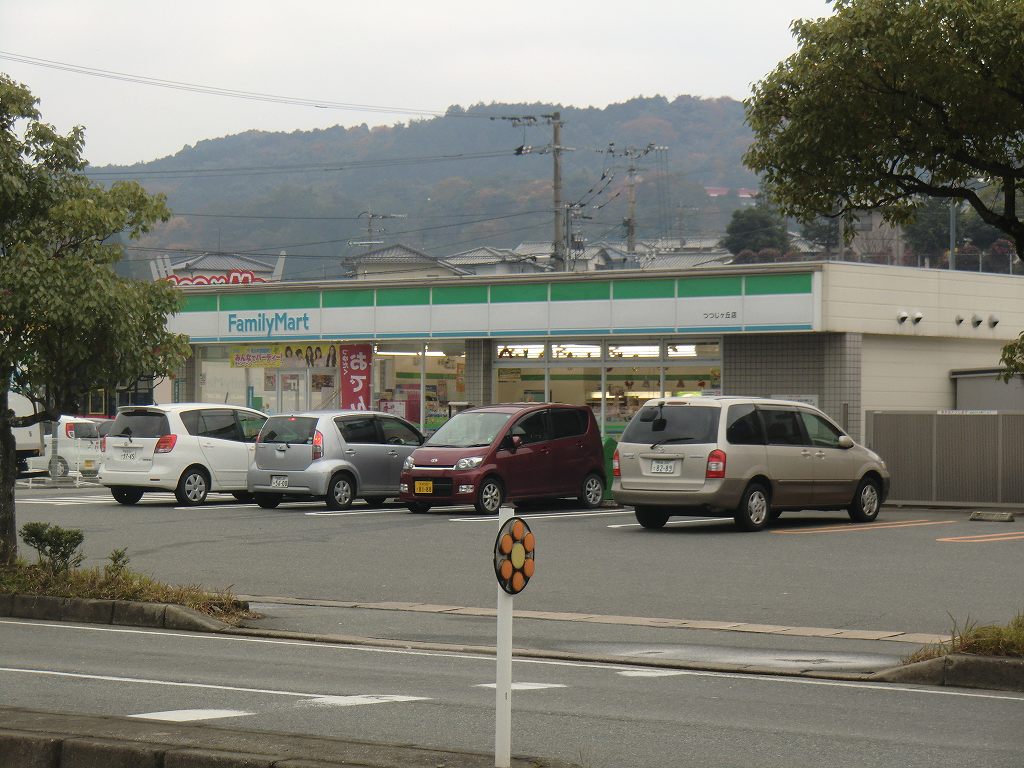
[548,112,565,269]
[352,210,406,249]
[625,161,638,255]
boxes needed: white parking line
[305,509,399,517]
[130,709,254,722]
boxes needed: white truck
[10,392,45,476]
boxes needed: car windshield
[110,411,170,438]
[259,416,318,444]
[621,404,720,445]
[426,411,512,448]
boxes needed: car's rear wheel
[578,472,604,509]
[111,487,144,506]
[634,506,669,529]
[406,502,431,514]
[734,482,770,531]
[364,496,388,507]
[326,473,355,510]
[232,491,254,503]
[254,492,281,509]
[175,467,210,506]
[848,477,881,523]
[475,477,504,514]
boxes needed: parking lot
[13,482,1024,637]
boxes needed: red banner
[339,344,373,410]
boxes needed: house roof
[169,252,276,273]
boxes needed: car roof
[116,403,267,415]
[464,402,583,414]
[640,396,820,409]
[266,410,391,419]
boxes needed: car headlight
[455,456,483,470]
[403,456,415,470]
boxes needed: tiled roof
[347,244,435,263]
[169,253,275,273]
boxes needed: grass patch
[904,612,1024,664]
[3,523,255,626]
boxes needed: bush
[904,612,1024,664]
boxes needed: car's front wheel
[475,477,504,514]
[326,473,355,510]
[364,496,388,507]
[175,467,210,506]
[232,491,254,503]
[578,472,604,509]
[634,506,669,529]
[734,482,770,531]
[48,456,69,478]
[111,487,144,506]
[848,477,881,523]
[406,502,431,514]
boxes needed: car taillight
[100,437,106,452]
[154,434,177,454]
[706,449,726,479]
[65,423,75,438]
[312,430,324,461]
[612,449,620,477]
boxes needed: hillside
[93,96,759,281]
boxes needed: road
[2,617,1022,768]
[12,484,1024,634]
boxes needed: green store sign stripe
[178,274,813,313]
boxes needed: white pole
[495,505,514,768]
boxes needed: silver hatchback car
[613,396,890,532]
[248,410,424,509]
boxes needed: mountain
[95,96,759,281]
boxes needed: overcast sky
[1,1,834,167]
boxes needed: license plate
[415,480,433,494]
[121,449,138,461]
[651,459,675,473]
[83,460,95,470]
[271,476,289,489]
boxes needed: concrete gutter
[0,706,576,768]
[2,594,1022,692]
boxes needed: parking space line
[305,509,399,517]
[449,509,631,522]
[609,517,730,529]
[936,532,1024,543]
[771,519,957,535]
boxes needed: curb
[3,595,1022,693]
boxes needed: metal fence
[866,410,1024,507]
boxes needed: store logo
[226,312,311,336]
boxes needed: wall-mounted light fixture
[912,312,923,324]
[972,314,983,327]
[989,315,1000,328]
[897,311,909,324]
[955,315,965,325]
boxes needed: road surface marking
[305,509,399,517]
[1,623,1021,702]
[609,517,730,529]
[617,669,689,677]
[298,694,428,705]
[937,531,1024,543]
[771,519,956,535]
[0,665,429,704]
[130,709,254,721]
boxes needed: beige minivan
[612,396,889,532]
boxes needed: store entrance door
[256,369,311,414]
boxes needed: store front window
[375,342,465,432]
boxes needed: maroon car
[399,403,605,514]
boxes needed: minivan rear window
[71,422,99,439]
[110,411,170,438]
[621,404,719,445]
[259,416,318,444]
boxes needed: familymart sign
[169,273,818,342]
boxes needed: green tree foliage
[800,216,841,257]
[903,197,955,265]
[0,75,191,565]
[745,0,1024,255]
[720,206,789,256]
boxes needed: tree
[745,0,1024,256]
[0,75,190,565]
[902,197,955,266]
[800,216,841,258]
[720,206,789,256]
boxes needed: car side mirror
[502,434,520,452]
[837,435,855,449]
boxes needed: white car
[27,415,102,478]
[98,403,267,506]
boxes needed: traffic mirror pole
[495,506,513,767]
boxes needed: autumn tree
[0,75,190,565]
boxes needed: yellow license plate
[415,480,433,494]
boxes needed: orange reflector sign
[494,516,535,594]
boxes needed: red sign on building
[339,344,373,410]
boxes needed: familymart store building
[165,262,1023,442]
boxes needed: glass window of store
[375,341,465,433]
[492,338,722,437]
